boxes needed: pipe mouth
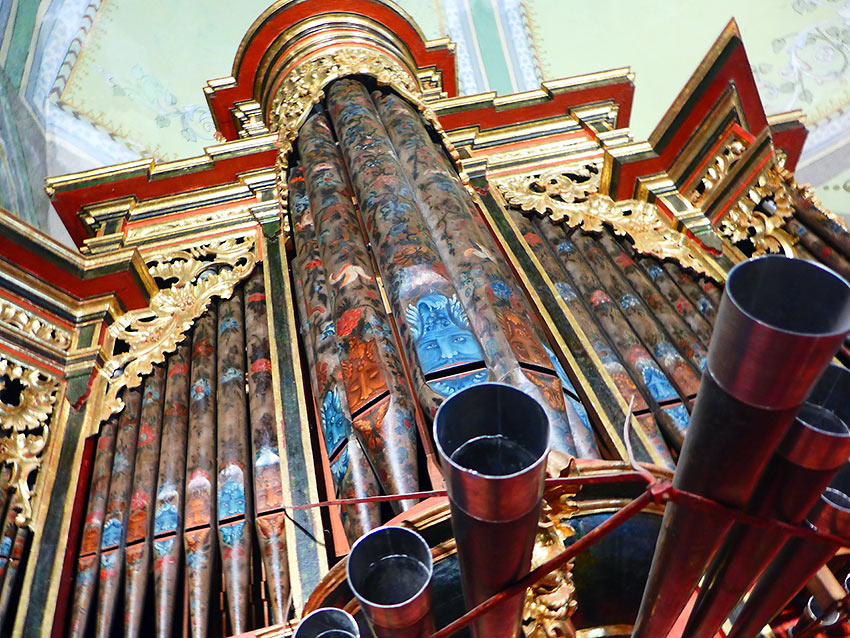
[725,256,850,338]
[346,526,433,610]
[808,364,850,426]
[294,608,360,638]
[778,402,850,469]
[433,382,549,480]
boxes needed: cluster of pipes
[292,254,850,638]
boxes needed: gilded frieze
[0,298,72,351]
[98,234,258,424]
[0,356,60,526]
[688,138,746,208]
[493,166,716,278]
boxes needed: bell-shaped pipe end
[293,608,360,638]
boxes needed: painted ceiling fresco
[1,0,849,242]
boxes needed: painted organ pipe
[373,89,596,457]
[289,168,382,541]
[537,222,690,441]
[124,363,166,638]
[504,209,674,464]
[153,342,190,638]
[70,274,292,638]
[216,289,254,633]
[324,82,484,418]
[184,309,218,638]
[631,256,850,638]
[299,109,425,508]
[244,266,291,623]
[95,386,142,638]
[68,416,118,638]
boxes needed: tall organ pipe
[374,89,595,458]
[726,464,850,638]
[683,365,850,638]
[435,383,549,638]
[244,267,291,622]
[183,309,218,638]
[631,256,850,638]
[299,111,423,508]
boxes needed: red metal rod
[282,472,654,510]
[426,487,658,638]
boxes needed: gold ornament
[0,299,72,351]
[717,164,796,256]
[493,166,715,277]
[100,234,258,420]
[0,356,60,526]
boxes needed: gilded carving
[523,458,579,638]
[493,166,715,277]
[688,139,746,207]
[716,164,796,256]
[0,299,72,350]
[0,356,60,526]
[100,235,258,421]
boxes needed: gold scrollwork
[493,166,714,277]
[524,456,580,638]
[717,164,796,256]
[0,299,72,351]
[0,357,60,526]
[100,235,258,420]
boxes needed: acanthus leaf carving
[0,356,60,527]
[493,165,715,278]
[717,164,796,256]
[100,234,258,421]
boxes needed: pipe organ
[0,2,849,637]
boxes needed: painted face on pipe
[406,294,483,373]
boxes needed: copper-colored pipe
[347,526,434,638]
[683,365,850,638]
[435,383,549,638]
[631,256,850,638]
[727,464,850,638]
[293,608,360,638]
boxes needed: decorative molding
[0,299,72,351]
[717,164,796,256]
[493,165,715,277]
[0,356,60,527]
[99,234,258,421]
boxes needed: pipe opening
[808,365,850,425]
[294,609,360,638]
[797,403,849,436]
[434,383,548,479]
[726,256,850,336]
[347,527,433,609]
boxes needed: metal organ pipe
[683,364,850,638]
[631,256,850,638]
[435,383,550,638]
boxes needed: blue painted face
[406,293,483,374]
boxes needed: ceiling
[2,0,849,243]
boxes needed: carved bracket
[99,234,258,422]
[0,356,60,526]
[493,165,716,277]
